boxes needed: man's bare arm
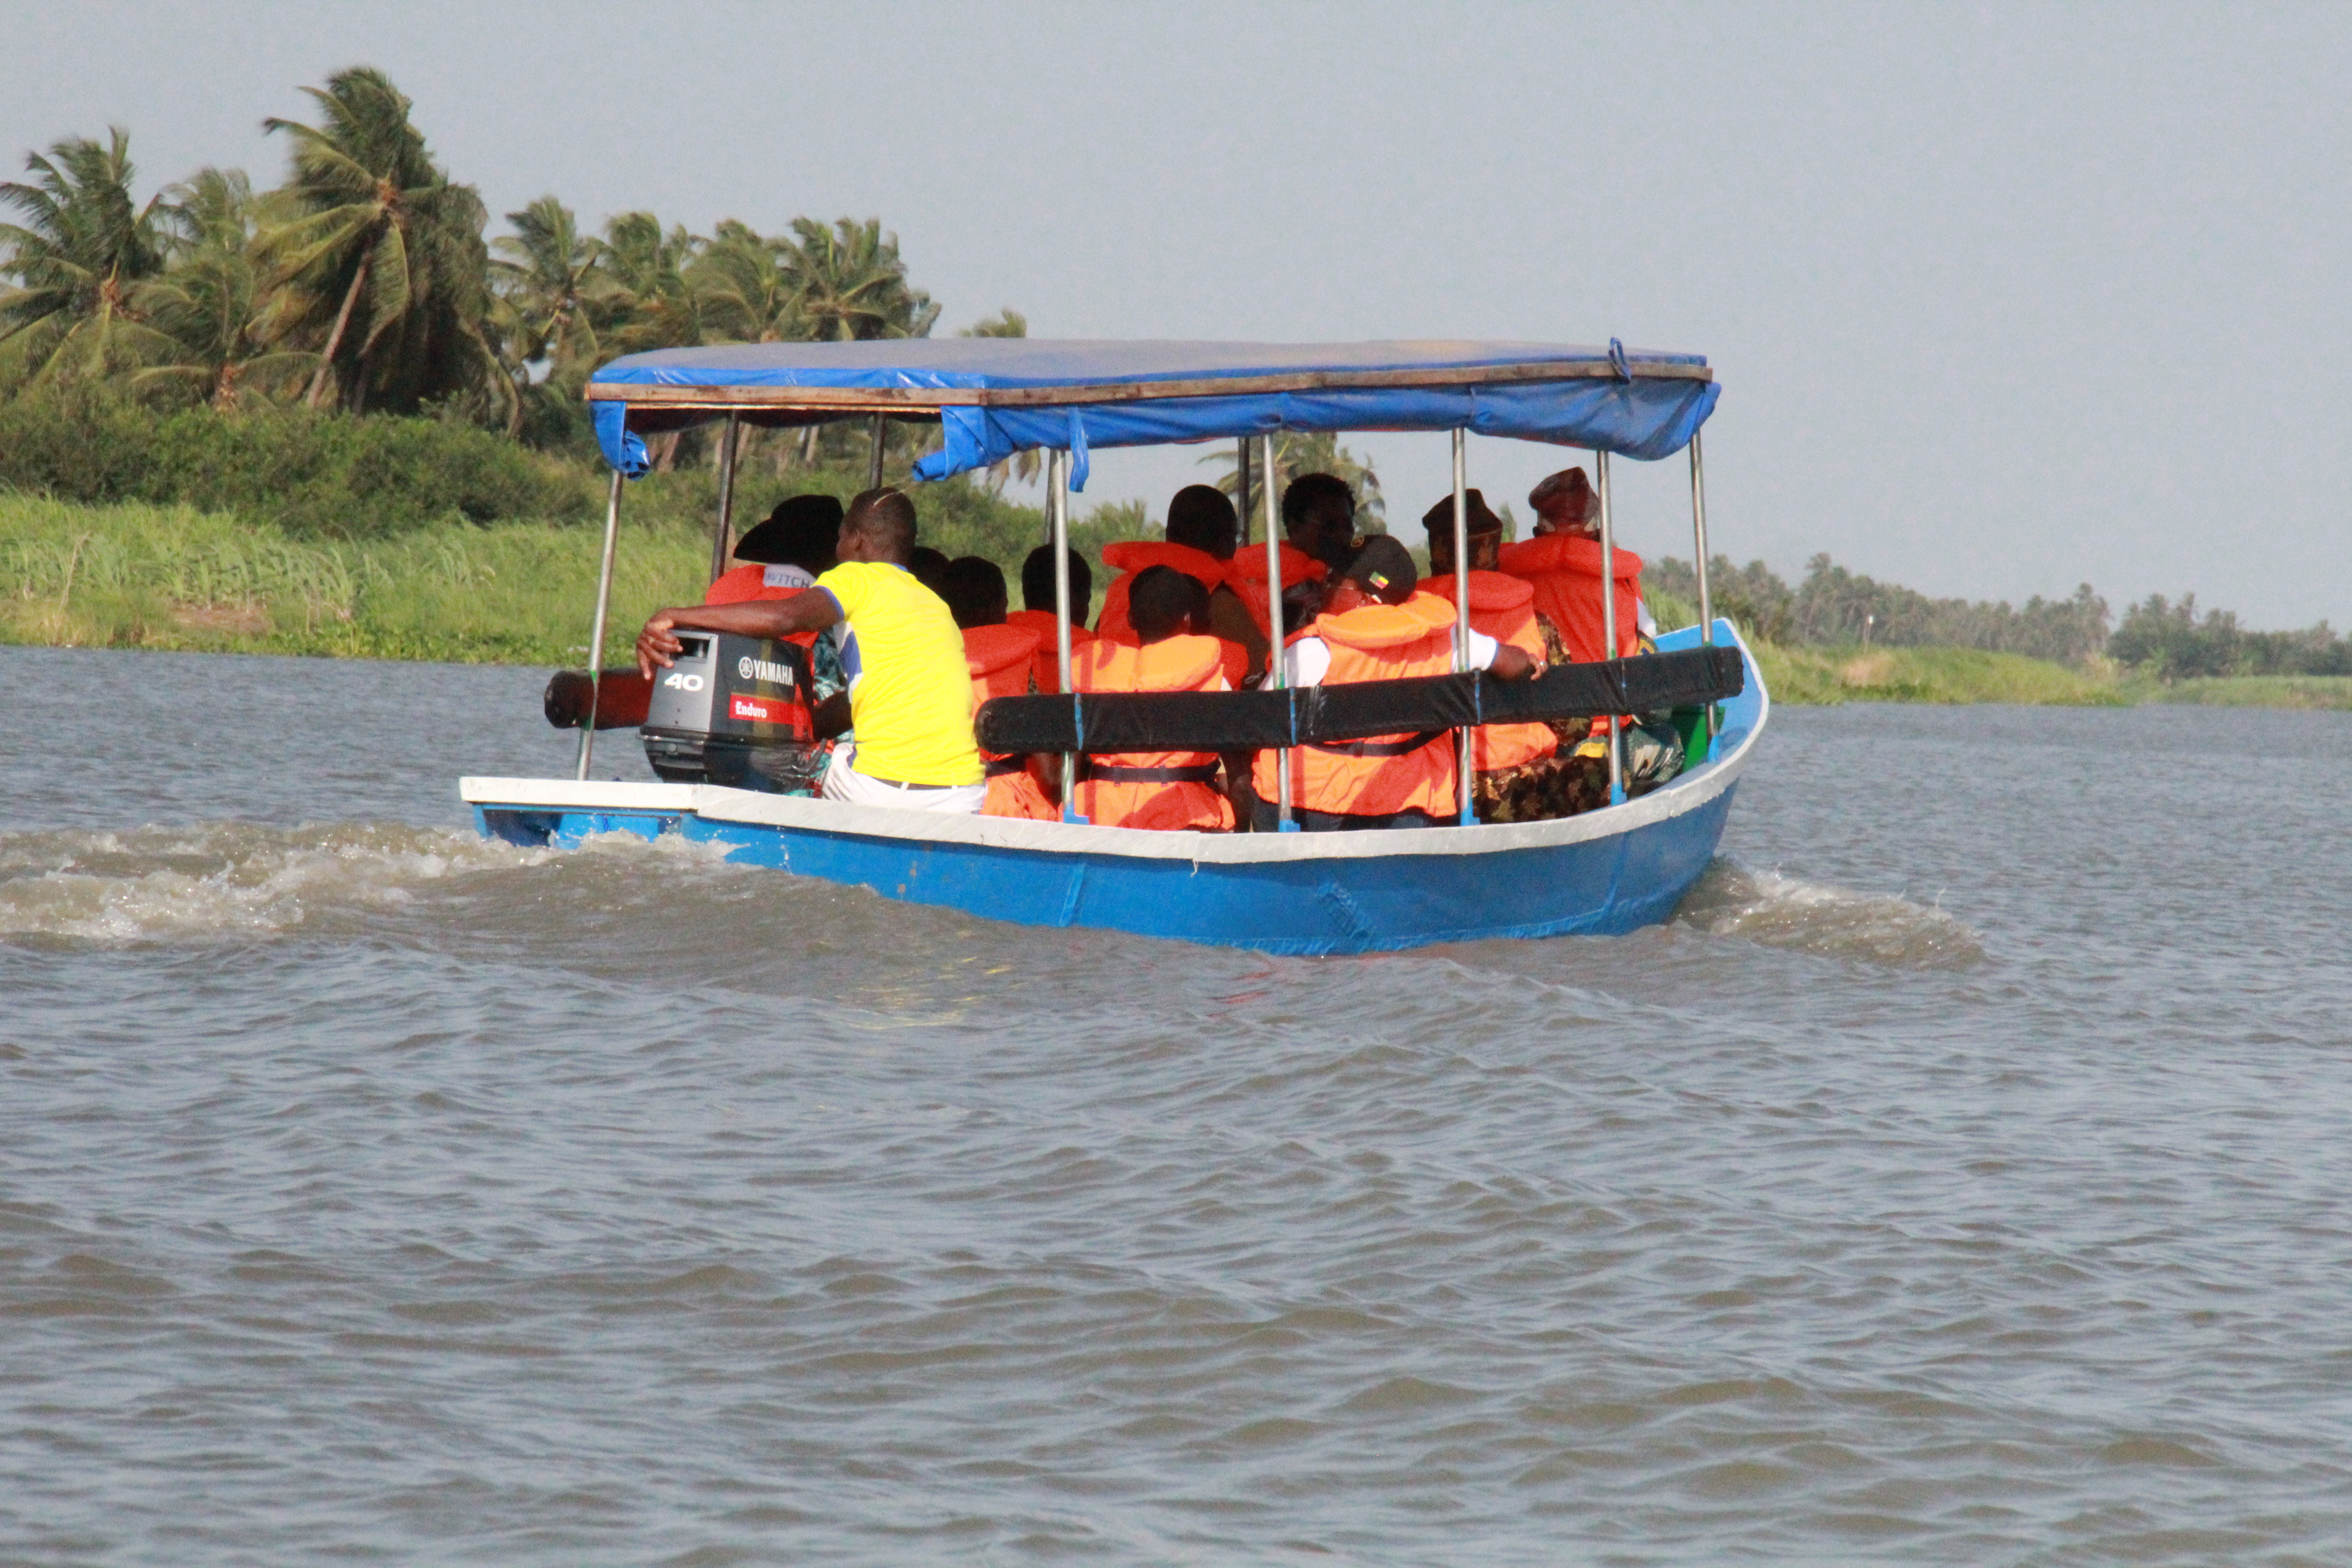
[634,589,841,678]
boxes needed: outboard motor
[640,631,827,793]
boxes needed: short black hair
[1281,472,1355,533]
[733,493,843,572]
[846,486,919,564]
[1019,544,1092,615]
[1342,534,1418,605]
[940,555,1009,629]
[1165,485,1238,559]
[906,545,951,591]
[1128,564,1205,643]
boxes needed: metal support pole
[576,468,624,780]
[867,412,886,490]
[1261,433,1290,829]
[1450,428,1475,826]
[1236,438,1254,546]
[1050,448,1078,822]
[1689,429,1713,642]
[1596,449,1624,806]
[710,412,739,585]
[1688,429,1715,763]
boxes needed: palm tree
[0,127,176,387]
[1201,429,1386,524]
[788,217,937,341]
[490,194,598,386]
[589,210,705,354]
[258,66,505,417]
[689,220,805,343]
[130,167,311,410]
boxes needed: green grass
[0,491,1114,666]
[1749,642,2130,706]
[0,492,710,665]
[2142,675,2352,710]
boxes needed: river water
[3,644,2348,1565]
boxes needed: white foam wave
[0,821,567,942]
[1675,858,1985,969]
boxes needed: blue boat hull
[466,623,1766,955]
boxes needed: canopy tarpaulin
[585,338,1718,483]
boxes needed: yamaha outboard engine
[640,631,827,793]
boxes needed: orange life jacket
[964,623,1057,821]
[704,565,823,656]
[1223,543,1328,642]
[1069,635,1234,832]
[705,563,811,606]
[1495,533,1643,665]
[1093,541,1230,644]
[1424,571,1557,772]
[1252,592,1460,820]
[1003,608,1096,695]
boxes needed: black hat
[1341,534,1419,604]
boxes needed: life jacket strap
[1074,760,1221,785]
[982,755,1029,778]
[1307,730,1447,759]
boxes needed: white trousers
[821,743,985,814]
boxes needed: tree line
[0,64,996,467]
[1646,553,2352,679]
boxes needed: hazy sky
[10,1,2348,625]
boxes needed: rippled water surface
[5,645,2350,1565]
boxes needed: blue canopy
[586,338,1718,486]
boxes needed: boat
[462,338,1767,956]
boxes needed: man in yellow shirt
[635,488,985,813]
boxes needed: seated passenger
[940,554,1010,629]
[1500,469,1682,801]
[1425,563,1600,823]
[1225,473,1339,645]
[1496,467,1647,664]
[1095,487,1258,685]
[1008,544,1096,694]
[704,491,849,736]
[964,619,1058,821]
[704,494,842,603]
[1250,537,1534,832]
[1068,566,1235,833]
[637,487,983,813]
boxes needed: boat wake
[1674,857,1985,969]
[0,821,683,943]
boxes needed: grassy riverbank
[0,494,707,664]
[3,495,2346,708]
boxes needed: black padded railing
[975,644,1744,755]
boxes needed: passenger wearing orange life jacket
[1068,567,1236,832]
[1250,536,1536,833]
[1225,473,1351,652]
[1006,544,1096,694]
[703,495,842,607]
[1498,467,1688,804]
[701,492,852,742]
[963,620,1059,821]
[1095,486,1258,686]
[1495,466,1651,666]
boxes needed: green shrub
[0,391,596,536]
